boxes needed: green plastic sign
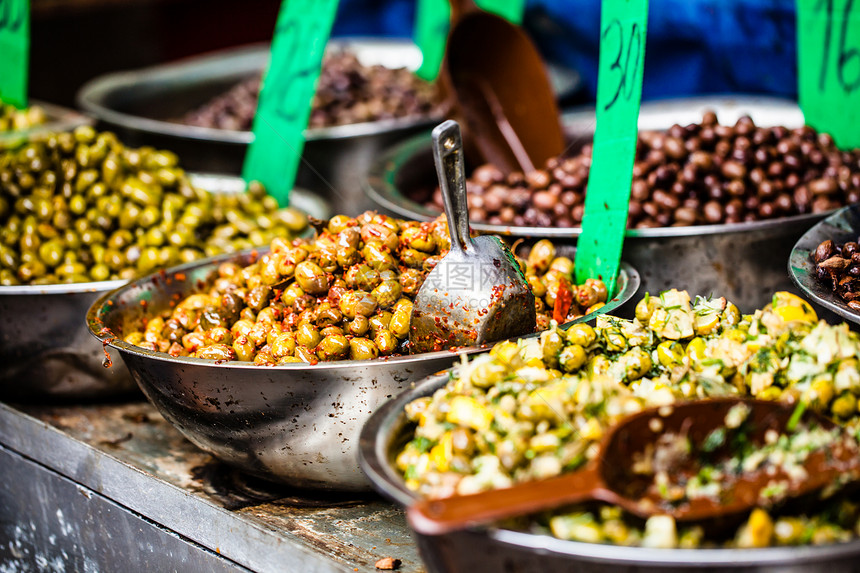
[574,0,648,295]
[797,0,860,149]
[0,0,29,108]
[414,0,525,82]
[242,0,339,206]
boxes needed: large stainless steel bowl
[76,38,580,216]
[359,371,860,573]
[0,177,329,402]
[86,246,638,490]
[363,96,820,312]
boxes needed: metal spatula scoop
[409,120,536,354]
[408,398,860,535]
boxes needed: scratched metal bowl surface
[359,372,860,573]
[363,95,829,312]
[86,245,638,490]
[76,38,580,216]
[0,176,329,402]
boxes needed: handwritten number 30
[0,0,25,32]
[602,19,641,112]
[818,0,860,93]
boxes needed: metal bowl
[359,372,860,573]
[0,176,329,402]
[76,38,580,216]
[0,100,91,148]
[363,95,821,312]
[86,246,638,490]
[789,204,860,325]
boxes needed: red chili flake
[553,279,573,323]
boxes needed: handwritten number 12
[0,0,25,32]
[818,0,860,93]
[602,19,642,112]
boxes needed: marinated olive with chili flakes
[0,126,310,285]
[426,113,860,228]
[123,215,608,363]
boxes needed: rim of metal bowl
[0,100,92,147]
[358,372,860,568]
[75,38,441,145]
[362,98,832,239]
[86,248,639,372]
[0,176,330,295]
[789,203,860,325]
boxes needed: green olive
[527,239,556,273]
[349,337,379,360]
[317,334,349,361]
[294,261,330,295]
[296,323,322,349]
[372,280,402,309]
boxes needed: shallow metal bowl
[363,95,823,312]
[789,204,860,325]
[75,38,579,216]
[359,371,860,573]
[86,246,637,490]
[0,177,328,402]
[0,100,91,148]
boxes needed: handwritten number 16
[818,0,860,93]
[0,0,25,32]
[602,19,641,112]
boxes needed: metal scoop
[442,0,565,174]
[408,398,860,535]
[409,120,536,354]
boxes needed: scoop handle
[432,120,473,252]
[407,466,608,536]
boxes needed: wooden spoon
[441,0,565,175]
[408,398,860,535]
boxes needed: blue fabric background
[331,0,798,101]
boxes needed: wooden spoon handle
[407,466,605,536]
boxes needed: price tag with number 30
[798,0,860,149]
[575,0,648,294]
[0,0,29,108]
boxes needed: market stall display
[86,216,638,489]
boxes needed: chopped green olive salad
[397,290,860,548]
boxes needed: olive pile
[1,102,47,133]
[123,214,608,364]
[0,126,309,285]
[425,113,860,228]
[812,238,860,310]
[181,50,441,131]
